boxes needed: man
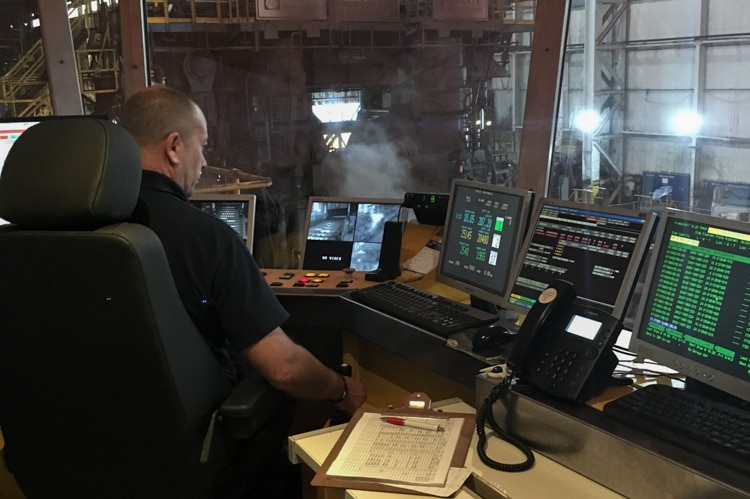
[119,86,366,495]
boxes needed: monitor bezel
[300,196,405,271]
[502,198,657,319]
[435,179,535,308]
[628,208,750,404]
[189,193,257,253]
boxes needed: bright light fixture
[671,110,702,136]
[573,109,601,133]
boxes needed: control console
[262,268,368,295]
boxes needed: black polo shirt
[135,171,289,384]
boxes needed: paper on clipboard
[326,412,463,485]
[312,408,476,496]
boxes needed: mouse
[471,323,516,355]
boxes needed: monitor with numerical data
[436,179,534,310]
[504,199,656,319]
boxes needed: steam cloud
[316,118,419,198]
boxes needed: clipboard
[311,406,476,494]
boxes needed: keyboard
[603,383,750,474]
[348,281,497,337]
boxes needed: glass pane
[0,0,124,118]
[0,0,45,117]
[555,0,750,218]
[145,0,539,268]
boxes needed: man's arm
[242,327,366,415]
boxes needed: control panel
[262,268,369,295]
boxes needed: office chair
[0,118,286,498]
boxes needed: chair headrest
[0,118,142,229]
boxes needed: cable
[612,344,638,356]
[475,379,535,472]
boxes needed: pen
[380,416,445,432]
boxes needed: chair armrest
[218,377,289,439]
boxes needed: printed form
[326,412,463,486]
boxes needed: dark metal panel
[476,375,750,498]
[332,0,399,21]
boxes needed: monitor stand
[469,295,524,330]
[470,295,498,315]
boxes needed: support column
[38,0,83,115]
[516,0,571,196]
[120,1,149,98]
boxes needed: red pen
[380,416,445,432]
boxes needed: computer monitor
[0,119,42,225]
[629,209,750,404]
[189,194,256,252]
[504,199,657,320]
[301,196,404,271]
[642,171,691,206]
[436,179,534,312]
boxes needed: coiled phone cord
[476,380,535,472]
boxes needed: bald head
[120,86,208,196]
[119,86,203,147]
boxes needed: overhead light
[671,110,702,136]
[574,109,601,134]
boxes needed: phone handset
[475,280,577,473]
[507,279,577,377]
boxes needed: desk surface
[289,399,625,499]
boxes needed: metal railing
[0,3,120,117]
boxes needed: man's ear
[164,131,181,166]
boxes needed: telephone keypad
[534,348,589,388]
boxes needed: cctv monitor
[504,199,657,320]
[642,171,691,206]
[629,209,750,404]
[301,196,404,271]
[436,179,534,313]
[189,194,256,253]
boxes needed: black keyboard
[603,383,750,474]
[348,281,497,337]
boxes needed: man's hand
[333,375,366,416]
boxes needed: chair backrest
[0,118,231,498]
